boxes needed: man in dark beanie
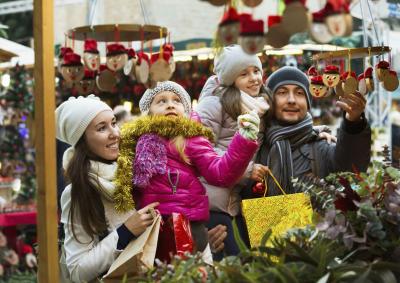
[255,66,371,195]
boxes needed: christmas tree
[0,65,36,204]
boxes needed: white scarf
[62,147,117,202]
[240,90,270,117]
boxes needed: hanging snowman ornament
[217,6,240,46]
[341,71,357,95]
[324,2,353,37]
[364,67,374,93]
[57,47,73,73]
[266,15,290,48]
[149,49,173,83]
[135,52,150,84]
[123,48,137,79]
[238,14,265,54]
[357,73,367,95]
[60,52,85,84]
[83,39,100,72]
[106,43,128,72]
[96,65,117,93]
[383,70,399,92]
[309,9,334,44]
[281,0,311,36]
[309,75,329,98]
[163,43,175,73]
[375,60,390,82]
[322,65,340,88]
[76,69,96,95]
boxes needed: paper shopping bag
[155,212,194,263]
[242,192,313,248]
[103,214,161,282]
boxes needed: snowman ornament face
[218,23,240,46]
[61,65,84,83]
[239,36,265,54]
[76,79,96,95]
[310,83,329,98]
[106,53,128,72]
[83,52,100,71]
[322,72,340,88]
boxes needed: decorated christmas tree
[0,65,36,204]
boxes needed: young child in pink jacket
[114,81,260,258]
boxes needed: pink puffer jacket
[133,133,258,221]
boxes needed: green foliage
[132,163,400,282]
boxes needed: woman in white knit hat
[56,94,158,283]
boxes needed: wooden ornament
[83,52,100,71]
[309,75,330,98]
[309,22,334,44]
[60,65,84,84]
[106,53,128,72]
[149,59,173,82]
[123,57,137,79]
[266,25,290,48]
[208,0,228,6]
[375,61,390,82]
[76,79,96,95]
[357,74,367,95]
[383,70,399,92]
[334,80,345,96]
[135,59,150,84]
[281,2,311,35]
[242,0,263,7]
[342,72,358,95]
[325,13,352,37]
[96,67,117,92]
[238,36,265,54]
[364,67,374,92]
[322,65,340,88]
[218,22,240,46]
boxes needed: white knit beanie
[139,81,192,115]
[214,44,263,86]
[55,94,112,146]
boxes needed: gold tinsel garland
[114,115,214,213]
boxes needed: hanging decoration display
[238,14,265,54]
[309,46,398,101]
[60,24,169,94]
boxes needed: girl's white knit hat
[55,94,112,146]
[214,44,263,86]
[139,81,192,115]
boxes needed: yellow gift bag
[242,170,313,248]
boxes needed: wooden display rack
[66,24,168,42]
[312,46,391,61]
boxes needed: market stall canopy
[0,37,34,69]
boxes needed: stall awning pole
[33,0,58,281]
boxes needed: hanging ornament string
[368,47,372,67]
[365,0,381,45]
[140,26,144,52]
[114,24,120,43]
[71,30,75,50]
[347,49,351,78]
[159,27,163,58]
[64,33,68,48]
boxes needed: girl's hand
[237,110,260,140]
[250,164,269,182]
[124,202,159,237]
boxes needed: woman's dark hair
[216,84,273,121]
[65,135,108,243]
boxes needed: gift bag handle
[263,169,286,197]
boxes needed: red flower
[334,177,361,212]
